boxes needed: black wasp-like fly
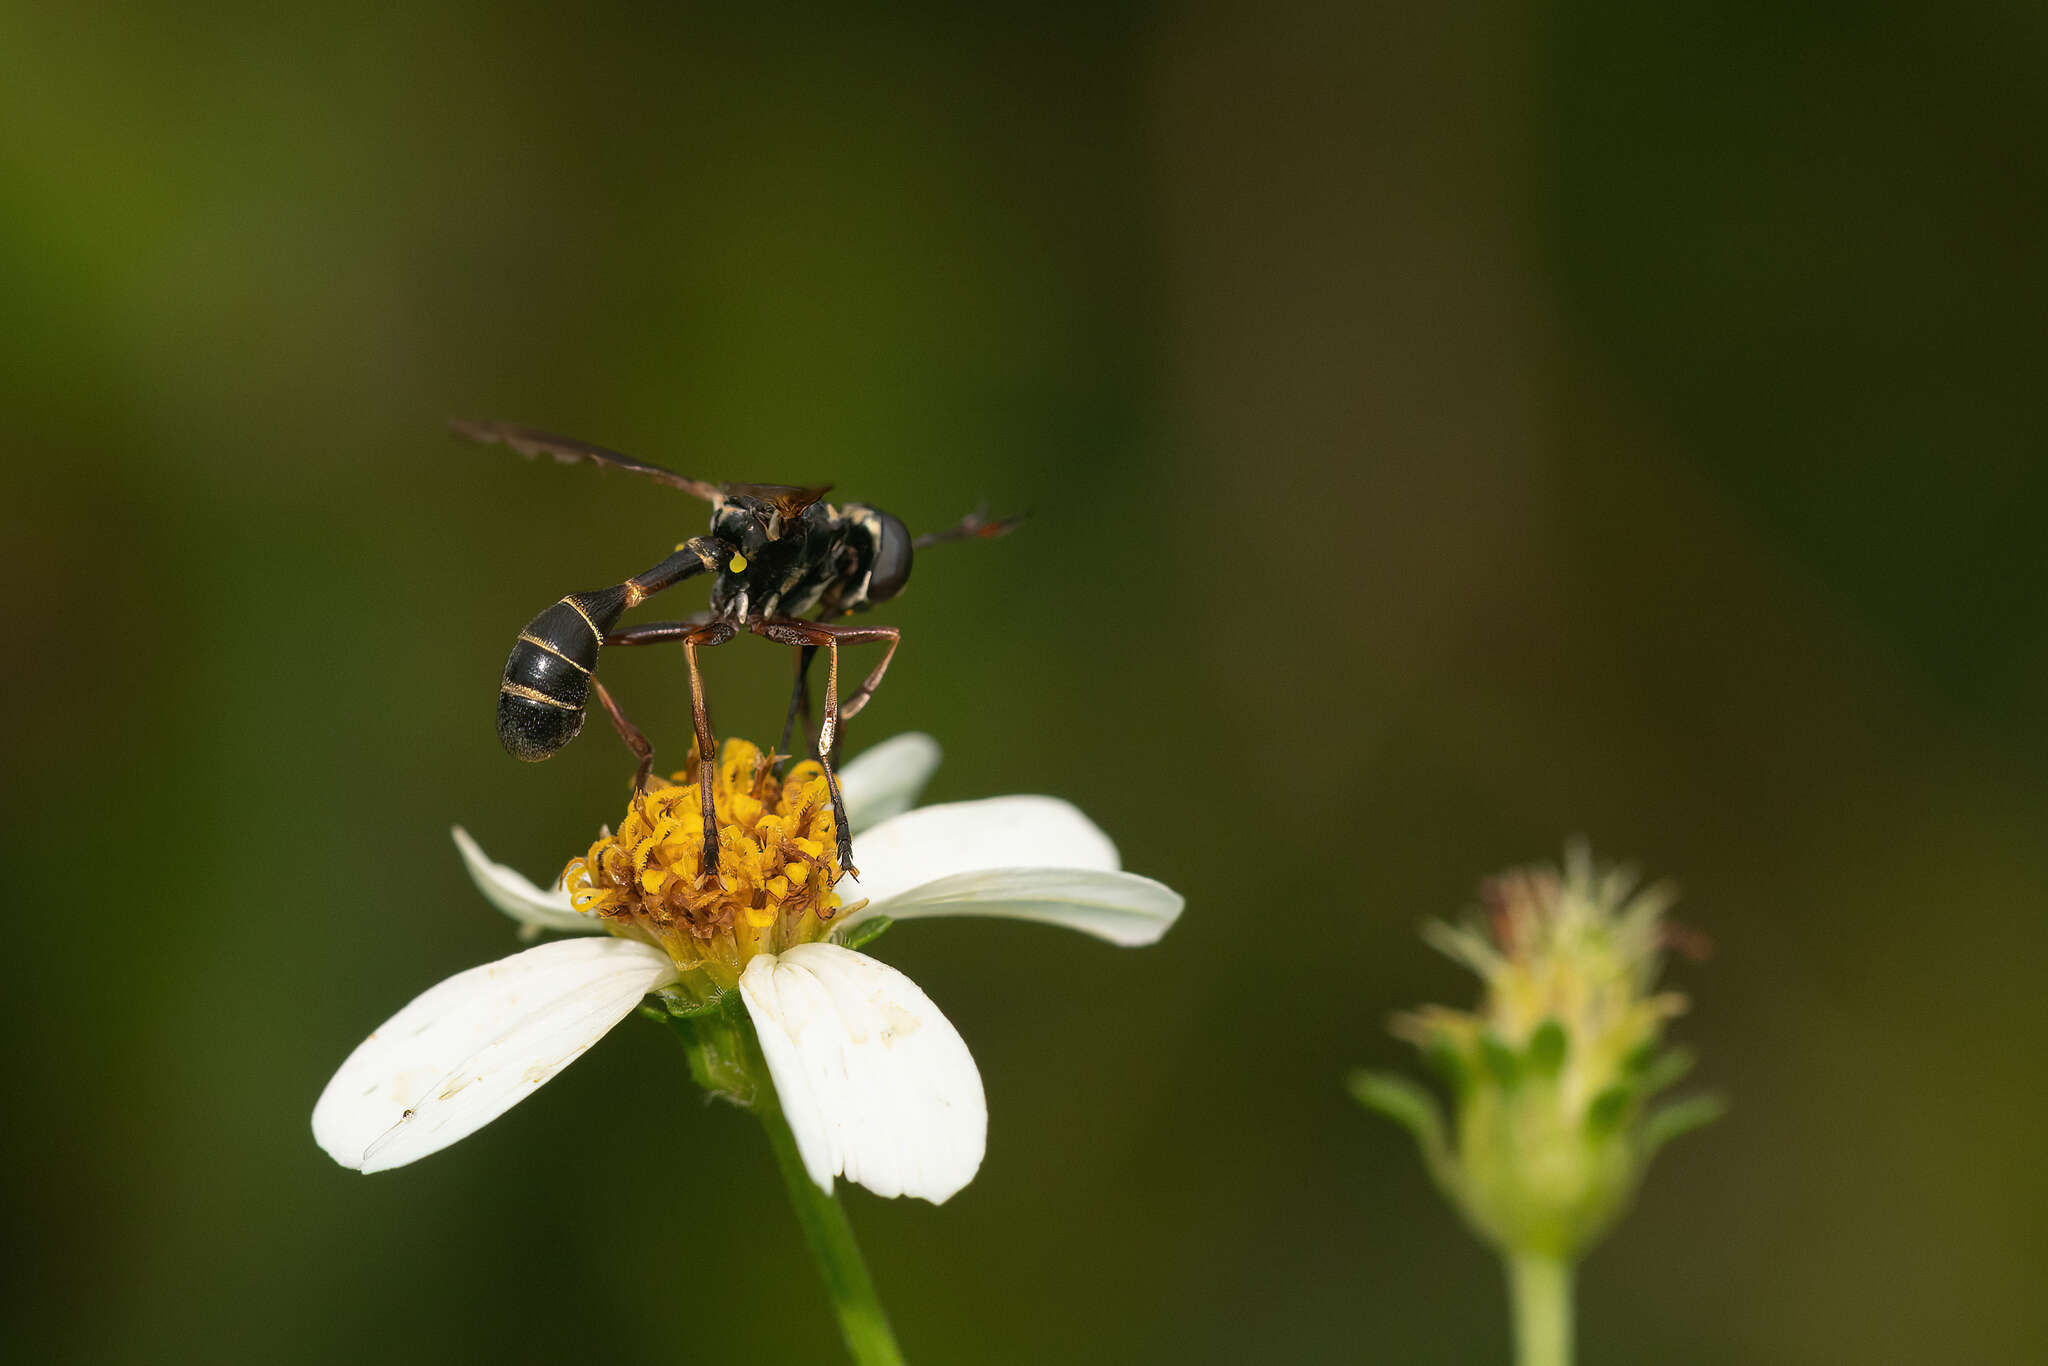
[453,419,1017,876]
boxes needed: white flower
[313,734,1182,1203]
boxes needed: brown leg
[590,679,654,794]
[775,644,817,766]
[816,632,843,759]
[750,620,903,875]
[584,616,713,792]
[682,620,737,874]
[811,634,854,875]
[833,626,900,723]
[605,616,713,648]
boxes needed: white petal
[835,733,943,834]
[313,937,678,1173]
[738,943,985,1203]
[453,825,603,938]
[838,867,1183,948]
[841,796,1121,909]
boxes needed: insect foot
[563,739,850,1003]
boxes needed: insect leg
[814,637,854,875]
[683,620,738,874]
[575,615,715,788]
[775,645,818,766]
[823,625,900,723]
[751,621,856,874]
[787,624,900,868]
[762,621,901,728]
[589,679,655,794]
[804,626,903,874]
[587,615,738,872]
[605,616,714,648]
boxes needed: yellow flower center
[563,738,845,991]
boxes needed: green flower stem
[664,1001,905,1366]
[758,1101,908,1366]
[1506,1253,1573,1366]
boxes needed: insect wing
[450,420,722,501]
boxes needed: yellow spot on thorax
[562,738,843,990]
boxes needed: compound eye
[868,511,913,601]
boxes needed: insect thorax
[706,500,888,621]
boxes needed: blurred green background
[6,2,2045,1362]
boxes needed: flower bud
[1351,843,1723,1261]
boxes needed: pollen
[562,737,844,990]
[728,552,748,573]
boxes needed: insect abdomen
[497,587,628,761]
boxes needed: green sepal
[1423,1036,1472,1100]
[1347,1070,1455,1193]
[1622,1037,1661,1075]
[1584,1084,1632,1138]
[837,914,894,953]
[650,984,730,1020]
[1480,1031,1522,1088]
[1635,1046,1695,1097]
[664,994,764,1108]
[1641,1093,1727,1159]
[1526,1019,1568,1077]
